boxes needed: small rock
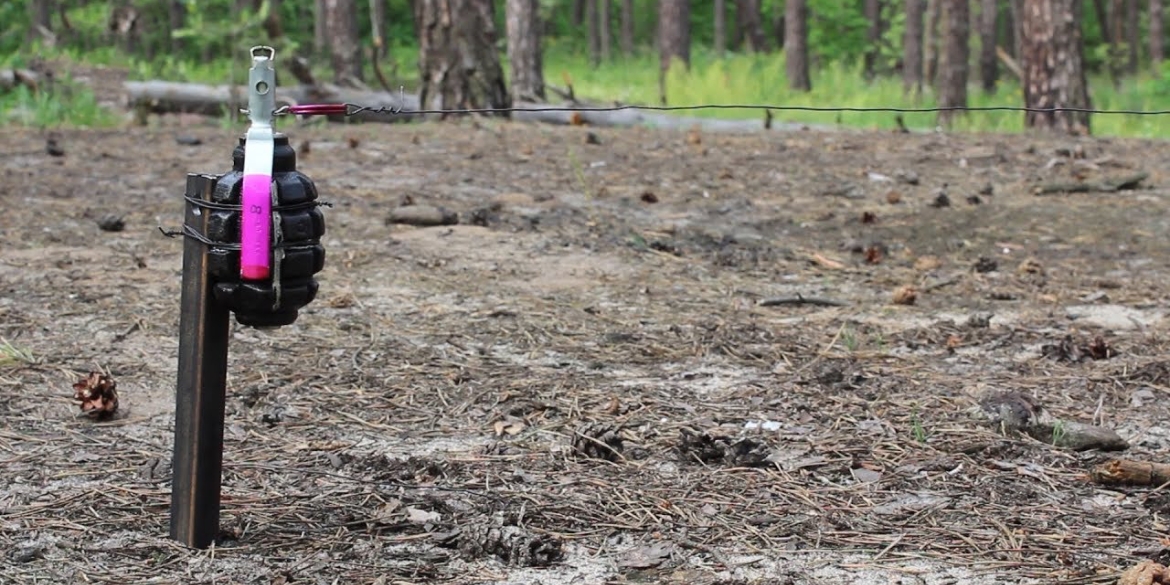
[892,285,918,306]
[974,257,998,273]
[175,135,202,146]
[96,214,125,232]
[45,138,64,157]
[894,169,920,185]
[386,205,459,227]
[584,132,601,145]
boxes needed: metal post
[170,173,233,549]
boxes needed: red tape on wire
[286,104,349,116]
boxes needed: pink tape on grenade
[239,174,272,280]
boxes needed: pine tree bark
[169,0,185,53]
[314,0,328,56]
[1022,0,1092,134]
[324,0,362,84]
[979,0,999,93]
[600,0,612,61]
[785,0,811,91]
[416,0,510,114]
[28,0,53,42]
[572,0,586,26]
[903,0,925,96]
[923,0,941,85]
[937,0,970,127]
[1008,0,1023,57]
[1108,0,1124,86]
[658,0,690,71]
[370,0,386,60]
[620,0,634,55]
[506,0,545,101]
[587,0,600,66]
[263,0,284,41]
[773,14,785,50]
[1152,0,1164,74]
[714,0,727,57]
[736,0,767,52]
[658,0,690,102]
[1125,0,1140,73]
[863,0,884,80]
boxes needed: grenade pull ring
[239,46,277,281]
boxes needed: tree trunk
[736,0,767,52]
[572,0,586,26]
[773,14,785,50]
[416,0,510,114]
[324,0,362,85]
[1152,0,1164,74]
[1125,0,1140,73]
[979,0,999,93]
[1022,0,1092,135]
[904,0,925,97]
[923,0,941,86]
[264,0,285,41]
[600,0,612,61]
[863,0,883,80]
[785,0,811,91]
[658,0,690,71]
[658,0,691,102]
[506,0,545,101]
[314,0,328,56]
[169,0,185,53]
[1008,0,1023,57]
[370,0,386,60]
[714,0,727,57]
[937,0,970,127]
[620,0,634,55]
[587,0,600,66]
[28,0,53,44]
[1107,0,1125,86]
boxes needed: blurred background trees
[5,0,1170,135]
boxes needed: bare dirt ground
[3,113,1170,585]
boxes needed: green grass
[0,337,34,367]
[0,75,117,128]
[549,48,1170,139]
[4,40,1170,137]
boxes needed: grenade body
[202,134,326,327]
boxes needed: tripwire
[278,102,1170,118]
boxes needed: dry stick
[1033,172,1149,195]
[757,294,849,307]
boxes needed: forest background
[2,0,1170,137]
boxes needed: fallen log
[122,80,419,123]
[0,69,39,93]
[1089,458,1170,487]
[122,79,834,132]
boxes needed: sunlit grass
[549,48,1170,139]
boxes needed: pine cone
[571,422,624,461]
[457,515,563,567]
[73,371,119,420]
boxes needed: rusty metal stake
[169,173,232,549]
